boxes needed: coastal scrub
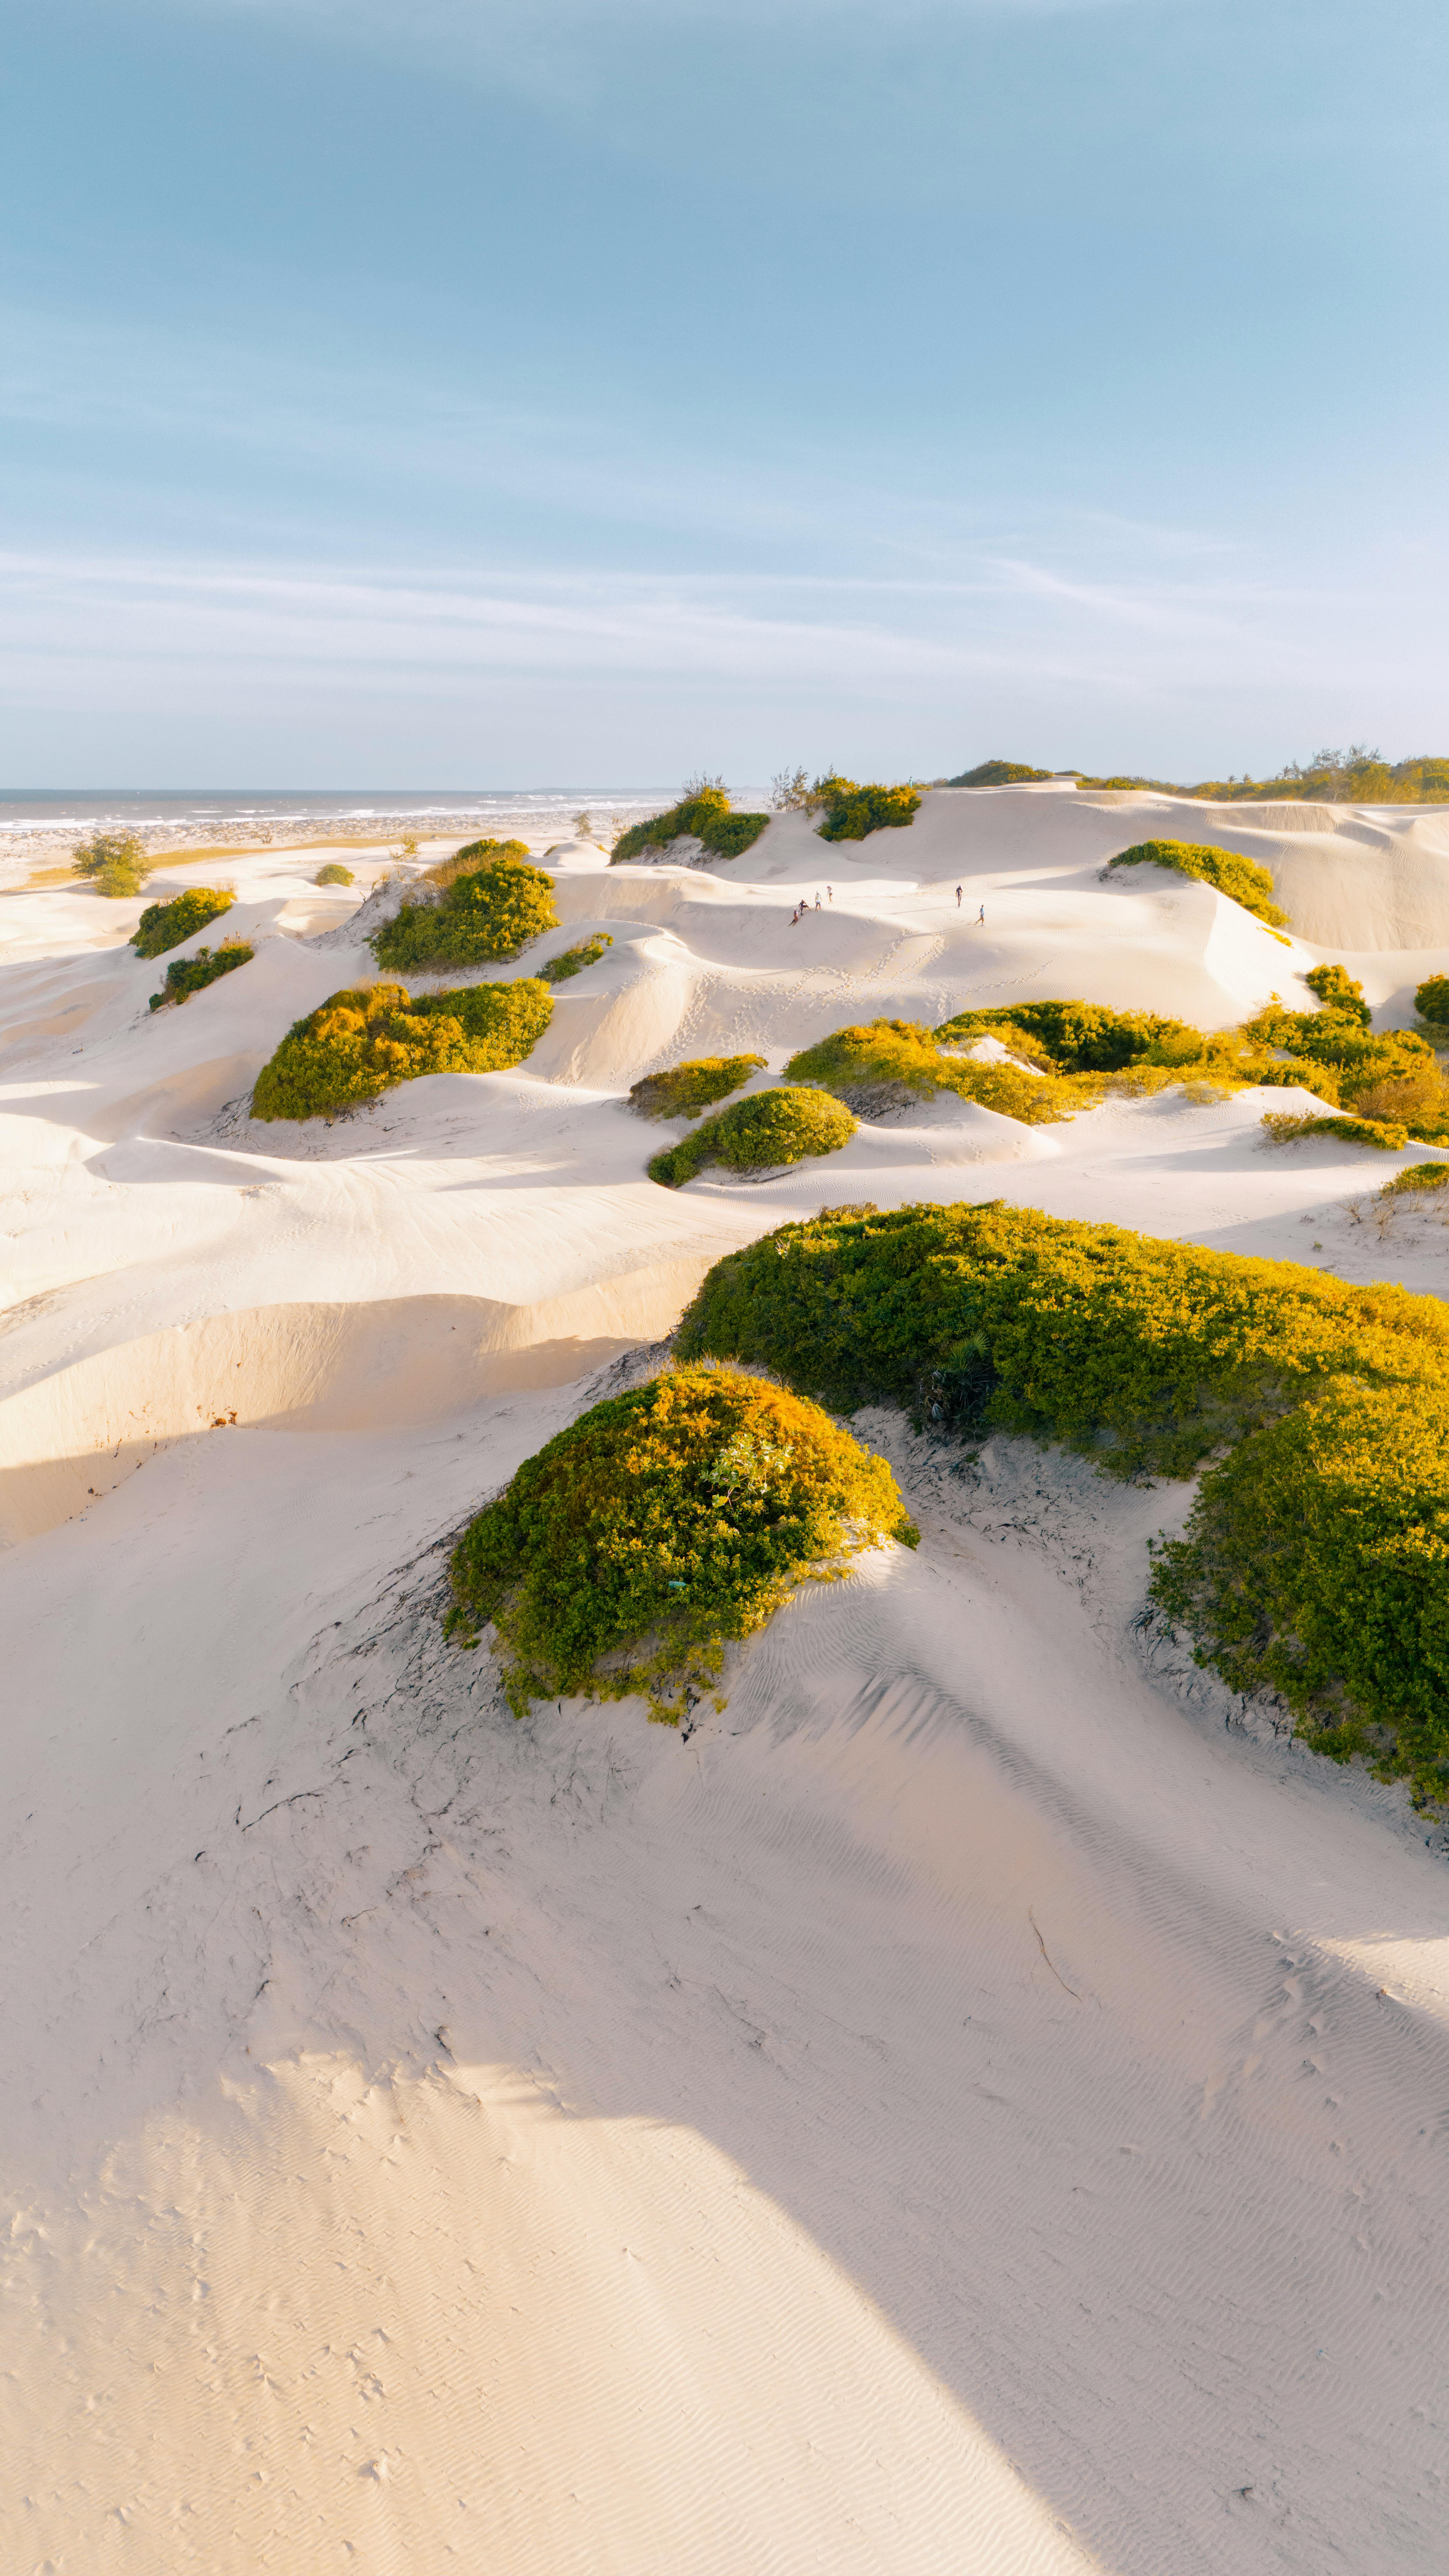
[648,1086,855,1185]
[251,977,553,1119]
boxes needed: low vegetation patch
[935,998,1208,1076]
[677,1200,1449,1802]
[73,831,154,900]
[947,760,1054,786]
[1415,973,1449,1026]
[132,887,235,958]
[812,774,921,842]
[648,1086,855,1186]
[445,1365,917,1719]
[314,862,355,886]
[785,1016,1079,1124]
[611,787,769,865]
[540,933,612,982]
[1106,837,1288,928]
[628,1054,767,1119]
[421,836,531,890]
[371,848,558,971]
[251,977,553,1120]
[1243,988,1449,1136]
[1380,1159,1449,1197]
[149,940,253,1009]
[1262,1111,1408,1150]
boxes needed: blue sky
[3,0,1445,786]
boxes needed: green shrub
[947,760,1054,787]
[149,940,253,1010]
[648,1087,855,1186]
[785,1017,1080,1125]
[371,851,558,971]
[1107,837,1288,929]
[314,862,355,886]
[540,934,612,983]
[132,887,235,959]
[445,1365,916,1718]
[72,831,153,899]
[1261,1111,1408,1150]
[812,775,921,842]
[1303,962,1370,1025]
[1380,1160,1449,1197]
[628,1054,767,1119]
[1151,1381,1449,1805]
[611,791,769,865]
[935,998,1206,1075]
[1415,974,1449,1025]
[251,977,553,1120]
[422,836,532,890]
[675,1200,1449,1473]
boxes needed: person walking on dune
[978,903,985,925]
[956,884,962,907]
[814,892,822,910]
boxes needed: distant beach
[0,788,680,886]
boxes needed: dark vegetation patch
[611,789,769,865]
[1415,973,1449,1026]
[314,862,355,886]
[540,934,613,982]
[812,774,921,841]
[676,1200,1449,1802]
[1106,838,1288,929]
[445,1365,916,1720]
[648,1087,855,1187]
[251,977,552,1120]
[132,888,234,958]
[628,1054,767,1120]
[371,848,558,971]
[947,760,1055,787]
[149,940,253,1009]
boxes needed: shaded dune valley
[5,782,1449,2573]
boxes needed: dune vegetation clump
[947,760,1055,787]
[131,887,235,958]
[314,862,354,886]
[648,1087,855,1186]
[785,1017,1079,1124]
[1302,962,1371,1026]
[251,977,553,1120]
[610,786,770,865]
[935,999,1209,1077]
[420,836,530,891]
[371,847,558,971]
[1379,1159,1449,1197]
[73,831,154,900]
[812,775,921,842]
[1261,1110,1409,1150]
[149,939,254,1010]
[1106,838,1289,929]
[1415,973,1449,1026]
[1242,996,1449,1135]
[677,1198,1449,1801]
[445,1365,917,1719]
[540,933,612,982]
[628,1054,767,1119]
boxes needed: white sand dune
[4,789,1449,2571]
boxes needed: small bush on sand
[947,759,1053,787]
[445,1365,916,1718]
[935,998,1206,1076]
[315,862,354,886]
[1107,837,1288,929]
[149,939,253,1010]
[422,836,532,891]
[251,978,553,1120]
[73,831,153,900]
[1261,1111,1408,1150]
[1303,962,1371,1026]
[1379,1160,1449,1197]
[132,887,235,958]
[628,1054,767,1119]
[371,849,558,970]
[611,789,769,865]
[787,1017,1080,1125]
[540,934,612,983]
[1415,973,1449,1025]
[811,775,921,842]
[648,1086,855,1186]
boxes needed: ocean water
[0,788,672,845]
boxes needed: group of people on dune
[789,884,985,924]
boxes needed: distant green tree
[73,831,152,899]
